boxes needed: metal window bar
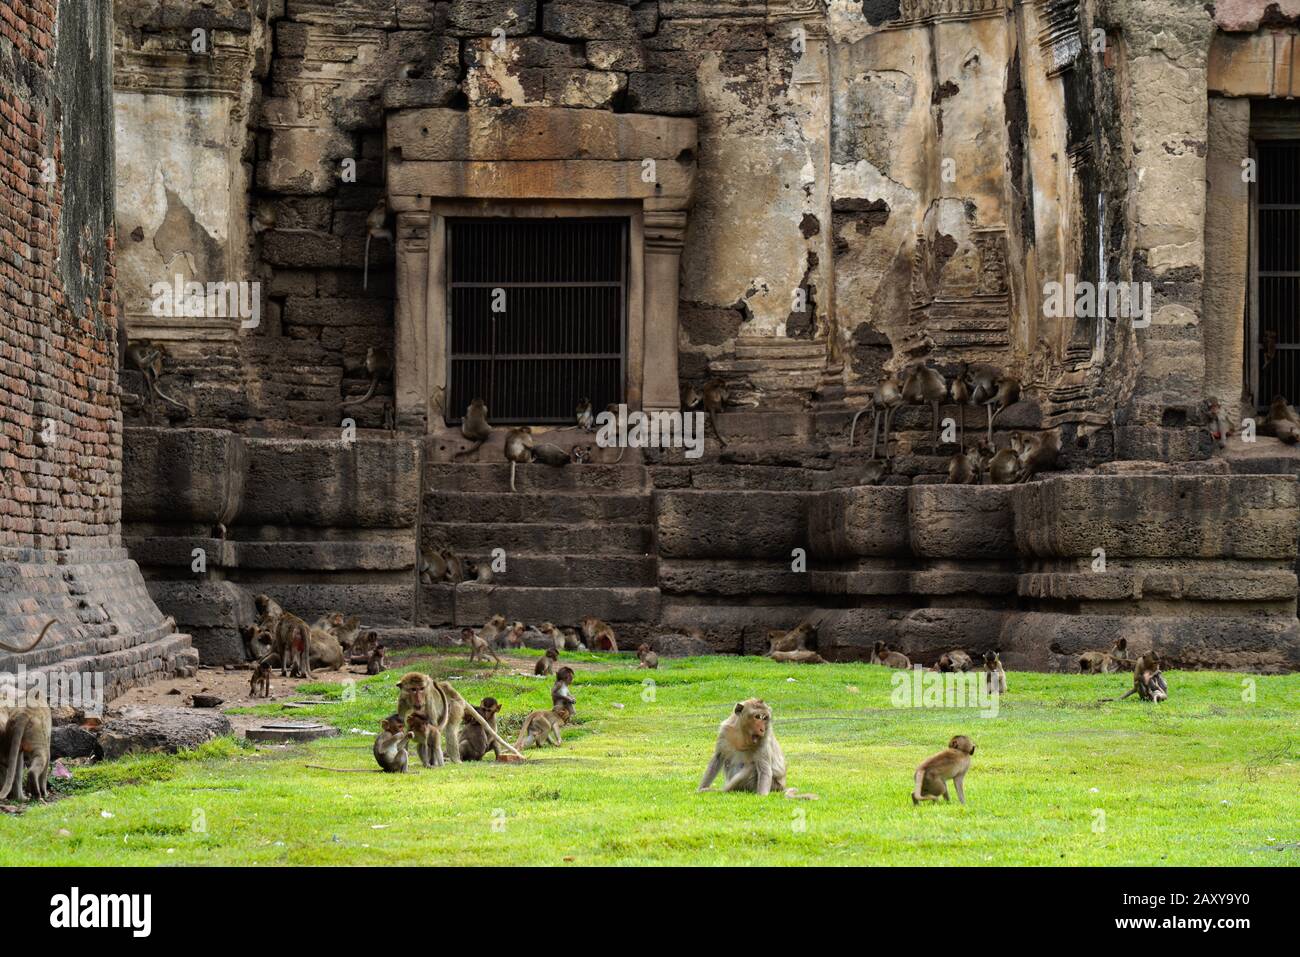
[1255,141,1300,409]
[446,218,628,424]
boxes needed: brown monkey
[267,610,313,679]
[963,363,1020,445]
[767,622,815,656]
[912,734,975,805]
[366,642,387,675]
[126,340,187,410]
[396,672,465,767]
[531,443,571,467]
[901,361,948,454]
[580,615,617,652]
[515,703,573,750]
[636,644,659,669]
[459,698,503,761]
[501,620,526,649]
[254,593,284,625]
[934,650,974,673]
[1263,396,1300,445]
[559,626,583,651]
[1106,652,1168,703]
[455,398,492,458]
[341,346,392,406]
[536,622,565,652]
[249,659,272,698]
[946,449,980,485]
[374,714,411,773]
[698,699,815,799]
[1078,637,1130,675]
[770,649,827,664]
[1204,396,1234,449]
[0,687,52,802]
[551,666,576,712]
[1015,430,1061,483]
[700,378,729,446]
[465,558,494,585]
[504,426,534,492]
[362,197,391,290]
[850,375,904,459]
[442,549,466,584]
[982,441,1022,485]
[983,651,1006,694]
[418,546,448,584]
[871,640,911,669]
[0,618,56,654]
[461,626,503,666]
[477,614,509,647]
[534,647,559,676]
[575,397,594,431]
[307,627,346,672]
[349,629,380,663]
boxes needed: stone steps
[425,521,652,554]
[423,490,652,524]
[425,462,648,492]
[451,586,661,625]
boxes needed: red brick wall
[0,0,120,552]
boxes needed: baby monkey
[374,714,412,773]
[249,658,272,698]
[515,703,573,750]
[534,647,559,676]
[912,735,975,805]
[636,643,659,669]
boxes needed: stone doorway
[444,216,629,424]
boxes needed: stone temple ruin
[4,0,1300,699]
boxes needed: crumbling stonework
[1,0,194,695]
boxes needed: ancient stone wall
[0,0,195,694]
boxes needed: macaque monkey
[934,650,974,673]
[396,672,465,767]
[366,643,387,675]
[461,626,503,666]
[1263,396,1300,445]
[982,441,1021,485]
[455,398,492,458]
[1015,430,1061,482]
[912,735,975,805]
[374,714,412,773]
[504,426,535,492]
[551,666,577,713]
[946,449,980,485]
[350,629,379,663]
[464,558,494,585]
[0,688,52,801]
[442,549,466,583]
[363,197,392,290]
[1107,652,1168,703]
[1078,637,1130,674]
[575,397,594,431]
[851,376,904,459]
[254,593,284,625]
[531,442,571,467]
[459,698,503,761]
[0,618,56,654]
[341,346,392,406]
[382,401,396,431]
[948,370,972,446]
[871,641,911,669]
[267,610,313,679]
[580,615,617,652]
[534,647,559,675]
[536,622,565,652]
[770,649,827,664]
[983,651,1006,694]
[307,627,346,672]
[1203,397,1235,450]
[861,458,890,486]
[249,659,272,698]
[963,363,1020,445]
[478,614,509,648]
[698,699,815,799]
[515,703,573,750]
[901,361,949,454]
[126,340,186,410]
[571,444,591,464]
[767,622,815,656]
[685,379,729,446]
[559,627,583,651]
[637,644,659,669]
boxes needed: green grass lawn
[2,650,1298,866]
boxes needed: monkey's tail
[453,439,486,460]
[341,378,379,407]
[510,460,518,492]
[364,233,372,290]
[0,618,57,654]
[153,384,189,411]
[304,765,378,773]
[911,768,926,805]
[710,409,728,447]
[783,788,819,801]
[0,714,30,800]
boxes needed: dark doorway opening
[1251,136,1300,409]
[446,217,628,424]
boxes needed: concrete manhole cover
[245,722,340,743]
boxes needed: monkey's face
[487,614,506,630]
[382,717,403,735]
[556,667,575,683]
[873,641,886,655]
[399,676,427,708]
[481,699,500,718]
[735,700,770,744]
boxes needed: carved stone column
[394,210,431,429]
[642,206,689,412]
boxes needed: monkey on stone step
[1262,396,1300,445]
[767,622,815,656]
[342,346,392,406]
[531,442,572,467]
[1203,396,1235,450]
[454,398,492,458]
[363,198,392,290]
[126,340,187,410]
[698,699,816,799]
[912,734,975,805]
[685,378,729,447]
[504,426,534,492]
[1015,430,1061,483]
[946,448,981,485]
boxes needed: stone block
[122,428,246,526]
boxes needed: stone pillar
[643,206,688,412]
[394,210,431,429]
